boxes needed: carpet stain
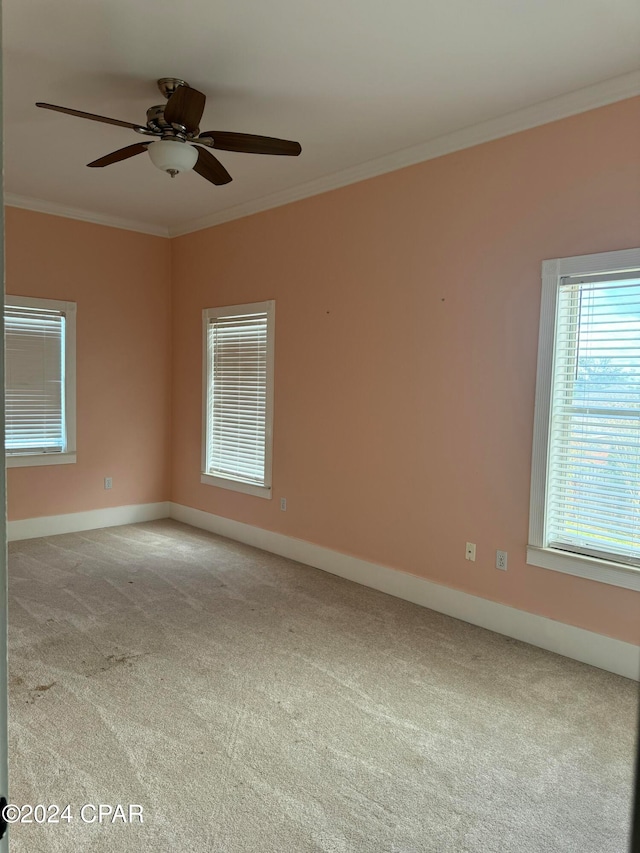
[25,682,56,705]
[101,652,140,673]
[106,653,136,665]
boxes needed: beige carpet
[7,520,638,852]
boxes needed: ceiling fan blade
[164,86,206,133]
[199,131,301,156]
[36,102,147,132]
[194,147,232,185]
[87,142,151,168]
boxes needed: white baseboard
[170,502,640,681]
[8,502,171,542]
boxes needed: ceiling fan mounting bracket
[157,78,189,100]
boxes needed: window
[5,295,77,467]
[528,248,640,591]
[201,301,274,498]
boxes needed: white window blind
[204,303,273,491]
[546,272,640,566]
[5,304,67,455]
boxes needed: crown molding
[5,70,640,240]
[169,69,640,237]
[3,193,170,238]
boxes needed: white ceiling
[4,0,640,236]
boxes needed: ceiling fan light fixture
[36,80,301,188]
[148,139,198,177]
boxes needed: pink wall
[6,208,172,518]
[6,99,639,644]
[171,97,640,645]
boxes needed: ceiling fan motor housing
[146,105,172,133]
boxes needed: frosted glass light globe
[148,140,198,175]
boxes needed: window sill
[200,473,272,499]
[6,452,77,469]
[527,545,640,592]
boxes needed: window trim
[5,294,77,468]
[200,300,274,499]
[528,247,640,592]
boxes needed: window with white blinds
[5,296,77,465]
[201,301,274,498]
[547,273,640,565]
[528,248,640,590]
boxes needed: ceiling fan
[36,77,302,185]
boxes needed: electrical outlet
[280,497,287,511]
[465,542,476,561]
[104,477,112,490]
[496,550,507,571]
